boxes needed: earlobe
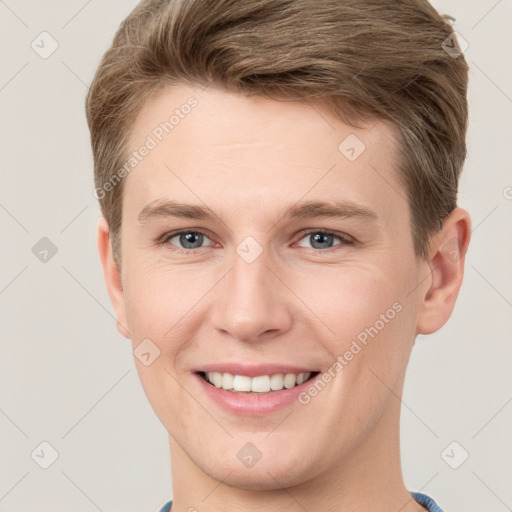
[416,208,471,335]
[97,217,131,339]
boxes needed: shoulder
[156,500,172,512]
[411,492,445,512]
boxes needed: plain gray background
[1,1,511,511]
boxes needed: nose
[210,242,293,343]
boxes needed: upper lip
[194,363,318,377]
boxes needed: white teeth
[232,375,252,392]
[204,372,312,393]
[211,372,223,388]
[269,373,284,390]
[222,372,234,390]
[251,375,270,393]
[283,373,296,389]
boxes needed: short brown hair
[86,0,469,267]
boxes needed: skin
[97,83,471,511]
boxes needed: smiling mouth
[197,371,320,393]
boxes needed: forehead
[123,84,406,227]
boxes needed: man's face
[115,84,427,488]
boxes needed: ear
[97,217,131,339]
[416,207,471,335]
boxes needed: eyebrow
[137,198,378,225]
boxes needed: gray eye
[180,232,203,249]
[169,232,206,249]
[297,231,342,250]
[309,232,335,249]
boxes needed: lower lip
[194,373,319,415]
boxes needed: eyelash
[158,228,354,254]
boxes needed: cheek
[122,259,206,338]
[297,264,401,334]
[134,360,193,435]
[298,260,417,378]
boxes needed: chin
[210,466,305,492]
[198,445,316,491]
